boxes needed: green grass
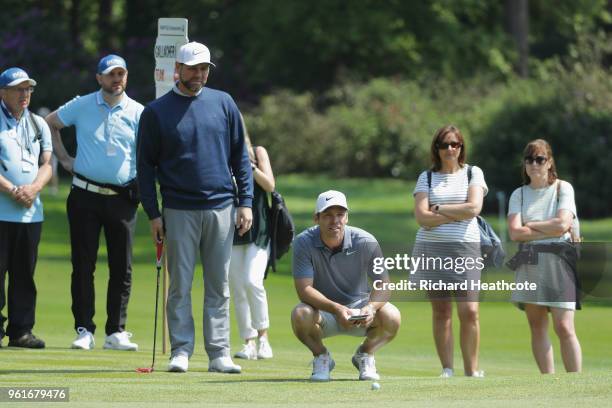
[1,175,612,407]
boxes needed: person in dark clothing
[137,41,253,374]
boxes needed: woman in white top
[413,125,488,378]
[507,139,581,373]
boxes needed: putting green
[1,177,611,407]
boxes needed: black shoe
[8,333,45,349]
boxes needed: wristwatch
[434,204,440,212]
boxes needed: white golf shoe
[103,331,138,351]
[208,356,242,373]
[71,327,95,350]
[234,342,257,360]
[310,351,335,382]
[468,370,485,378]
[168,354,189,373]
[439,368,454,378]
[257,336,273,359]
[351,347,380,381]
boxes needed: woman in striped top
[507,139,581,373]
[412,125,488,378]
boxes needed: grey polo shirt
[292,225,386,306]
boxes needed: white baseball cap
[316,190,349,214]
[176,42,216,67]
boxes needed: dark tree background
[2,0,609,105]
[1,0,611,216]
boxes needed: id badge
[22,161,33,173]
[106,143,117,157]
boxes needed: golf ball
[371,382,380,390]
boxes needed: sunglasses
[524,156,548,165]
[436,142,463,150]
[6,86,35,95]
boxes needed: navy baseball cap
[0,67,37,88]
[97,54,127,74]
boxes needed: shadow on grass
[0,369,128,374]
[202,378,355,383]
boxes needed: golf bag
[267,191,295,273]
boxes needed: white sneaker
[71,327,94,350]
[310,351,335,382]
[351,347,380,381]
[440,368,454,378]
[234,342,258,360]
[257,336,273,359]
[103,331,138,351]
[468,370,485,378]
[208,356,242,373]
[168,354,189,373]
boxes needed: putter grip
[156,241,163,267]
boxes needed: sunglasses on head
[524,155,548,165]
[436,141,462,150]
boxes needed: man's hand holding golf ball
[334,304,358,330]
[355,304,376,328]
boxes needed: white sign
[154,18,189,98]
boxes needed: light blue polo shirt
[57,91,144,185]
[0,101,53,223]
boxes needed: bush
[244,35,612,217]
[473,68,612,218]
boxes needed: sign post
[154,18,189,99]
[154,18,189,354]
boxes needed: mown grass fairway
[1,175,611,407]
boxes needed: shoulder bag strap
[520,186,524,226]
[28,111,42,142]
[426,170,432,206]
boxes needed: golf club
[136,240,164,373]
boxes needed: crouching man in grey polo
[291,190,401,382]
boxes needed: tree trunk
[505,0,529,77]
[98,0,113,53]
[69,0,82,49]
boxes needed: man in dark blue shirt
[137,41,253,374]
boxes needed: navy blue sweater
[136,88,253,219]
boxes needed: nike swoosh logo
[325,197,333,201]
[193,50,205,55]
[346,251,357,255]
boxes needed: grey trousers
[164,205,235,360]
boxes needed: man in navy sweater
[137,42,253,374]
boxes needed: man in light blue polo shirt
[291,190,401,382]
[0,67,53,348]
[46,55,143,351]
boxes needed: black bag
[267,191,295,272]
[117,178,140,206]
[427,165,505,268]
[74,172,140,206]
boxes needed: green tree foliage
[3,0,610,105]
